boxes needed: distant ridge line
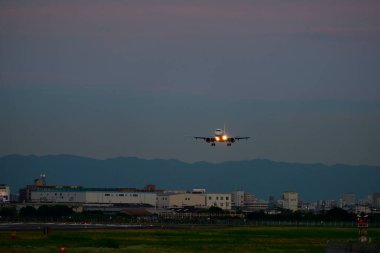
[1,154,379,200]
[1,153,378,167]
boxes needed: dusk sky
[1,1,380,165]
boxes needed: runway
[0,222,223,231]
[0,222,158,231]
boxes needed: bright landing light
[222,135,228,141]
[215,136,220,141]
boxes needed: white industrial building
[157,193,206,209]
[231,191,267,211]
[0,185,10,202]
[157,191,231,210]
[26,183,232,210]
[246,200,269,211]
[30,188,157,206]
[243,192,257,208]
[205,193,231,210]
[231,191,245,208]
[281,191,298,211]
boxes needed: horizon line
[1,153,379,167]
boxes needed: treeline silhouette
[0,206,379,225]
[0,205,128,222]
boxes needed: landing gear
[211,143,216,146]
[227,143,232,147]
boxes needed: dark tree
[38,205,73,218]
[19,206,38,217]
[324,208,354,221]
[0,207,17,218]
[208,206,223,213]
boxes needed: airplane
[194,126,250,146]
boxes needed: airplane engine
[206,138,211,143]
[229,138,235,143]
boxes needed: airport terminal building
[19,176,231,211]
[30,187,157,206]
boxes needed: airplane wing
[234,136,251,140]
[194,137,208,140]
[194,137,216,143]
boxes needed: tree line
[0,206,379,224]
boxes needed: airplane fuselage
[205,129,235,145]
[194,127,250,146]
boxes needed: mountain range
[1,154,379,201]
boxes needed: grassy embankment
[1,226,379,253]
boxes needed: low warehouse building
[30,188,157,206]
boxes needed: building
[156,193,206,209]
[339,192,356,208]
[245,200,269,211]
[0,185,10,202]
[317,200,337,211]
[19,175,50,203]
[205,193,231,210]
[281,192,298,211]
[299,202,317,212]
[157,190,231,210]
[30,187,157,206]
[243,192,257,209]
[231,191,268,211]
[19,175,162,205]
[231,191,259,210]
[34,174,46,186]
[192,189,206,194]
[20,185,82,203]
[231,191,245,209]
[372,193,380,209]
[354,204,371,214]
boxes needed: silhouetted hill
[1,154,379,200]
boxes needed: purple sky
[1,1,380,165]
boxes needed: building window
[105,194,110,196]
[221,197,224,200]
[209,197,212,200]
[216,197,219,200]
[226,197,229,200]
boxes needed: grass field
[1,226,379,253]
